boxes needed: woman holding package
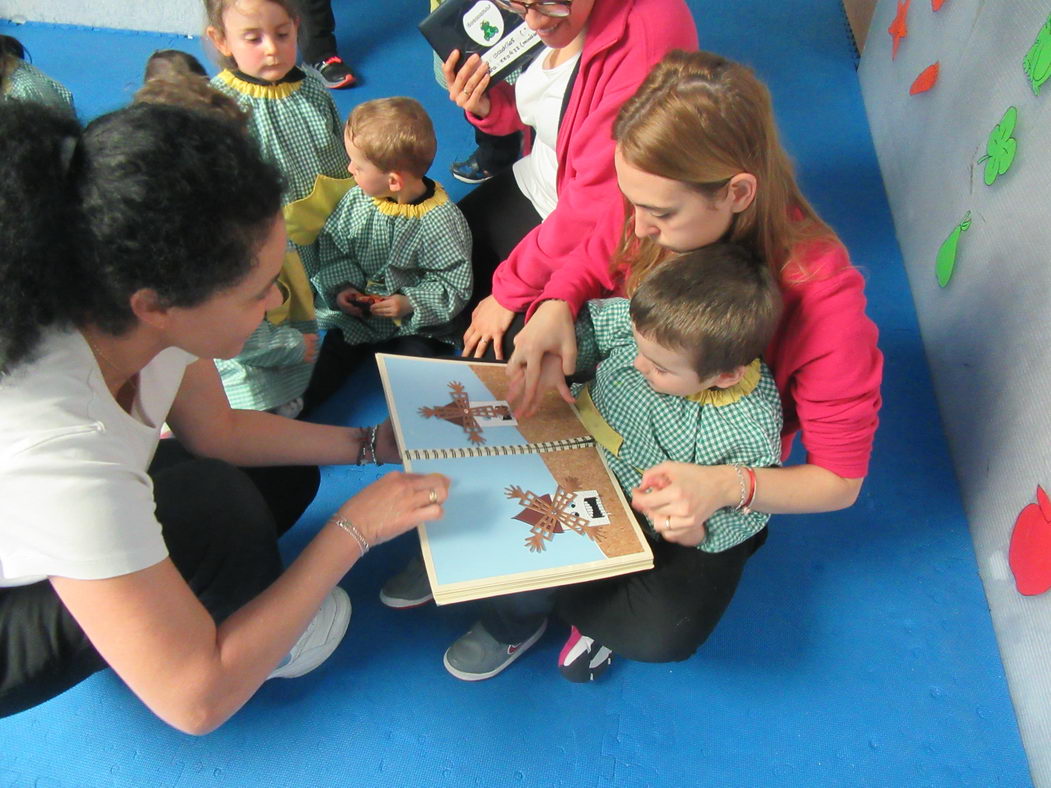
[0,101,448,730]
[445,0,698,360]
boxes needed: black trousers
[0,441,319,718]
[298,0,338,64]
[457,167,543,315]
[481,528,769,663]
[301,330,456,416]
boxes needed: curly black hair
[0,101,282,370]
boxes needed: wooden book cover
[418,0,542,84]
[377,354,654,605]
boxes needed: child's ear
[206,26,233,58]
[711,365,747,389]
[387,171,405,193]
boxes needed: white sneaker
[268,587,351,679]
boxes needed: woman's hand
[442,50,492,118]
[507,352,573,418]
[463,295,515,359]
[631,462,739,547]
[506,300,577,417]
[336,471,450,548]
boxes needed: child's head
[134,71,248,132]
[205,0,300,81]
[343,97,437,198]
[143,49,208,82]
[0,35,25,92]
[629,243,781,396]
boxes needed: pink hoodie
[469,0,698,317]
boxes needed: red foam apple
[1009,485,1051,595]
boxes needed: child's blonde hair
[134,73,249,132]
[345,97,436,179]
[143,49,208,82]
[630,243,781,380]
[613,49,837,295]
[203,0,302,70]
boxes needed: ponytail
[0,101,83,370]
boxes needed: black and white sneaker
[558,625,613,682]
[313,56,357,89]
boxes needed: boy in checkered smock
[434,243,783,684]
[1,36,75,117]
[570,248,783,552]
[298,97,471,400]
[204,0,350,415]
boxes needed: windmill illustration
[506,482,608,552]
[418,381,512,444]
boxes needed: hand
[370,294,412,319]
[335,471,450,548]
[507,352,573,418]
[373,418,401,465]
[462,295,515,359]
[443,50,492,118]
[301,332,319,364]
[335,286,365,317]
[506,299,577,416]
[631,462,739,547]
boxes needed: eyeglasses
[492,0,573,18]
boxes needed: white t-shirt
[512,47,581,220]
[0,330,195,587]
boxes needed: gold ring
[429,488,438,504]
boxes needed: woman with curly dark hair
[0,101,448,733]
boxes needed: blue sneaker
[450,151,497,184]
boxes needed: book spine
[404,436,596,462]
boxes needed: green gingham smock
[214,249,318,412]
[210,67,349,204]
[307,179,472,346]
[573,298,783,553]
[3,61,75,116]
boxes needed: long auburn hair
[612,49,838,294]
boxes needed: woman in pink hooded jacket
[442,0,698,360]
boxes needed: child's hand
[507,351,574,418]
[336,286,365,317]
[630,462,741,547]
[301,332,319,364]
[370,294,412,319]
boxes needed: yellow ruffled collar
[216,69,302,99]
[685,358,762,406]
[373,180,449,219]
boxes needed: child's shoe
[378,555,433,608]
[558,625,613,683]
[313,56,357,89]
[443,619,547,681]
[268,587,351,679]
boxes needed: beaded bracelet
[731,464,758,514]
[332,517,370,557]
[356,425,378,465]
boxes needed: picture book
[418,0,543,84]
[376,354,654,605]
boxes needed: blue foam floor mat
[0,1,1032,785]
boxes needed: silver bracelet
[356,425,378,465]
[731,464,748,511]
[332,517,370,556]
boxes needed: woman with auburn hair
[497,49,882,679]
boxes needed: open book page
[376,354,653,604]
